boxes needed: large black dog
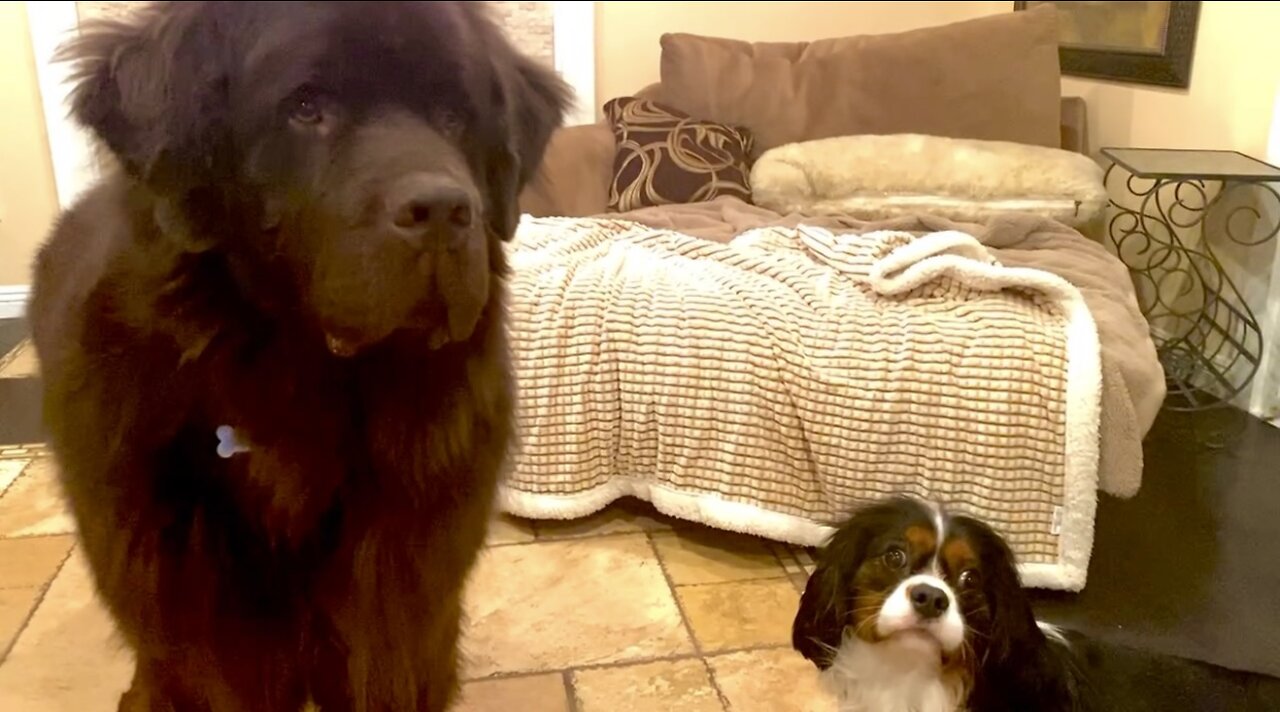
[29,2,569,710]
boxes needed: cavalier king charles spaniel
[792,496,1097,712]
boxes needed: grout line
[0,341,24,375]
[0,530,80,542]
[771,545,813,594]
[645,531,703,656]
[460,642,793,683]
[0,444,49,461]
[673,575,794,590]
[483,539,540,550]
[0,469,22,501]
[561,669,580,712]
[485,529,648,549]
[0,454,45,501]
[533,526,672,543]
[644,531,734,711]
[701,657,732,712]
[0,540,75,665]
[768,542,799,573]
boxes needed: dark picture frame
[1014,1,1201,88]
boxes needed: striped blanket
[500,215,1103,590]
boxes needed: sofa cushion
[750,133,1107,228]
[659,5,1062,155]
[603,97,755,212]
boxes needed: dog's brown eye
[883,547,907,570]
[436,110,463,138]
[958,569,981,589]
[286,86,332,128]
[290,97,324,125]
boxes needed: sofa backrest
[652,5,1065,156]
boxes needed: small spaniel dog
[792,496,1096,712]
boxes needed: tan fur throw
[750,133,1107,228]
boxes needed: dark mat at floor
[0,377,43,445]
[1033,404,1280,681]
[0,318,25,361]
[1061,631,1280,711]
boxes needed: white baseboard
[0,287,30,319]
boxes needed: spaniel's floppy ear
[59,3,231,187]
[793,557,852,669]
[965,516,1043,663]
[960,516,1096,712]
[792,513,879,669]
[484,51,572,242]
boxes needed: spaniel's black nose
[909,583,950,619]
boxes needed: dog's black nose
[387,175,475,247]
[909,583,949,619]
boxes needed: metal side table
[1101,147,1280,410]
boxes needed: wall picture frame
[1014,1,1201,88]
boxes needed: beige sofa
[521,5,1092,223]
[520,95,1090,221]
[497,8,1163,591]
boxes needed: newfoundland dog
[28,2,569,710]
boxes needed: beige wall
[1061,1,1280,162]
[0,2,59,287]
[593,1,1280,162]
[3,2,1277,289]
[594,1,1009,104]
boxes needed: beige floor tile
[772,544,806,576]
[652,528,785,585]
[0,341,39,379]
[0,444,46,460]
[0,459,28,496]
[677,579,800,653]
[487,514,537,546]
[794,548,816,567]
[533,498,677,540]
[574,658,722,712]
[0,548,135,712]
[455,673,568,712]
[0,535,74,589]
[0,459,76,538]
[709,648,835,712]
[0,586,42,653]
[462,534,692,677]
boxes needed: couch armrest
[519,123,615,218]
[1060,96,1089,155]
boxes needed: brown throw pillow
[604,97,754,212]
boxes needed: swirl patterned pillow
[604,97,754,212]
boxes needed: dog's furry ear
[960,516,1096,712]
[967,517,1043,663]
[793,558,852,669]
[484,51,572,242]
[59,3,230,186]
[792,514,879,670]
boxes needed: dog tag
[216,425,251,459]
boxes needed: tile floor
[0,332,833,710]
[4,319,1280,709]
[0,459,830,711]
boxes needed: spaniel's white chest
[822,636,966,712]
